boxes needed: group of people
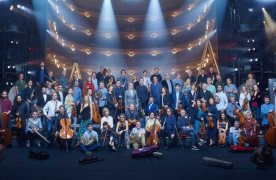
[0,62,275,156]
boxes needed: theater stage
[0,144,275,180]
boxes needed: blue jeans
[228,132,238,145]
[80,142,101,152]
[47,118,56,140]
[179,128,197,146]
[251,107,261,124]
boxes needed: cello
[264,111,276,147]
[146,118,161,146]
[92,103,101,124]
[59,118,74,152]
[234,108,246,127]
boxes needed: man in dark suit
[35,62,48,86]
[199,83,213,103]
[36,87,51,108]
[56,84,67,105]
[172,83,185,117]
[136,78,149,110]
[70,72,83,90]
[144,97,158,117]
[161,73,174,95]
[150,67,162,82]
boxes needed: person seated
[160,108,177,149]
[243,111,260,147]
[144,97,159,118]
[226,96,241,126]
[177,109,203,150]
[115,114,130,149]
[25,111,43,148]
[100,108,114,131]
[54,105,73,149]
[80,123,101,157]
[125,103,140,130]
[261,96,275,130]
[102,121,118,152]
[145,112,161,146]
[228,121,243,146]
[130,122,146,149]
[217,112,229,148]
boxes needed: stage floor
[0,145,275,180]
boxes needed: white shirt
[215,91,228,111]
[43,94,47,102]
[175,91,180,109]
[143,77,151,87]
[100,116,114,129]
[58,91,64,104]
[43,100,62,117]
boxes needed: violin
[118,98,123,111]
[59,118,74,140]
[218,130,226,145]
[71,104,77,118]
[146,118,161,146]
[200,117,206,137]
[264,111,276,147]
[207,115,214,128]
[15,116,22,129]
[92,103,101,124]
[234,108,246,127]
[177,102,182,115]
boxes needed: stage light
[127,34,135,39]
[17,4,21,8]
[127,17,135,23]
[83,11,91,18]
[127,51,135,57]
[250,59,253,62]
[252,48,256,51]
[262,7,265,11]
[171,48,178,54]
[252,39,255,42]
[255,58,258,61]
[234,68,238,71]
[10,5,14,11]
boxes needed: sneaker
[199,139,206,143]
[191,146,199,150]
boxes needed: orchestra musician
[132,74,139,89]
[136,78,149,110]
[215,85,228,113]
[102,121,118,151]
[125,104,140,130]
[54,105,73,149]
[45,70,56,87]
[106,85,117,119]
[83,76,95,96]
[80,123,101,156]
[260,96,274,130]
[78,95,93,140]
[45,82,55,96]
[217,112,229,147]
[142,70,151,88]
[11,95,28,146]
[150,76,162,105]
[226,96,241,126]
[224,78,238,100]
[161,73,174,96]
[71,71,83,90]
[0,90,12,129]
[96,66,105,86]
[228,121,243,146]
[64,88,75,119]
[199,83,213,103]
[196,68,207,86]
[206,77,216,95]
[145,112,161,137]
[115,114,130,149]
[206,98,218,146]
[98,81,108,116]
[161,108,177,149]
[57,84,67,105]
[35,62,48,86]
[185,69,196,84]
[73,81,82,116]
[214,74,224,89]
[100,108,114,130]
[22,79,35,114]
[239,86,251,114]
[159,87,171,113]
[150,67,162,82]
[130,121,146,149]
[177,109,203,150]
[124,82,139,110]
[15,73,27,96]
[144,97,159,117]
[59,70,69,91]
[43,92,62,141]
[243,111,260,147]
[117,70,128,90]
[25,111,43,148]
[91,72,98,91]
[172,83,185,117]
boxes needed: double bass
[264,111,276,147]
[0,113,12,147]
[92,103,101,124]
[146,118,161,146]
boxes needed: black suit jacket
[161,79,174,94]
[36,93,51,107]
[57,91,67,104]
[159,93,171,108]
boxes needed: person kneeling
[116,114,130,149]
[80,123,101,157]
[130,122,146,149]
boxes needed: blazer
[144,103,159,116]
[36,93,51,108]
[57,91,67,104]
[161,80,174,94]
[124,89,139,107]
[172,91,185,109]
[159,93,171,108]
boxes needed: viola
[15,116,22,129]
[118,98,123,111]
[146,118,161,146]
[207,115,214,128]
[71,104,77,118]
[59,118,74,140]
[177,102,182,115]
[92,103,101,124]
[264,111,276,147]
